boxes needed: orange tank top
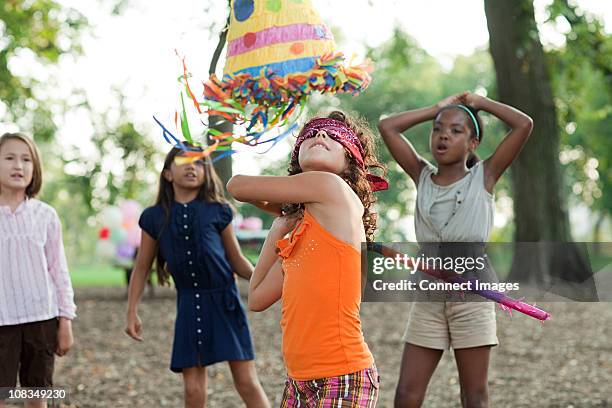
[276,210,374,380]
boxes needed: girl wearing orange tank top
[228,111,388,407]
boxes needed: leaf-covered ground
[9,284,611,407]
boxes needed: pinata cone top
[157,0,373,162]
[203,0,372,142]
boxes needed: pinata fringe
[202,51,372,134]
[154,52,372,164]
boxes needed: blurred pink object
[120,200,142,222]
[126,225,141,247]
[240,217,263,231]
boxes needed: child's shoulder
[28,198,59,218]
[140,204,165,220]
[190,199,228,211]
[138,204,166,238]
[200,200,233,229]
[205,200,231,212]
[142,203,164,215]
[417,162,437,185]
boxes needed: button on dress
[139,200,254,372]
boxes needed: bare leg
[25,400,46,408]
[394,343,444,408]
[182,366,208,408]
[454,346,492,408]
[228,360,270,408]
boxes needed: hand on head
[436,92,469,110]
[436,91,484,111]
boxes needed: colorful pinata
[158,0,372,159]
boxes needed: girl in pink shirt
[0,132,76,408]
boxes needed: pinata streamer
[156,0,373,163]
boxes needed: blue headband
[442,104,481,140]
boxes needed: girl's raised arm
[125,230,156,341]
[378,94,465,184]
[468,94,533,192]
[244,200,282,216]
[227,171,344,206]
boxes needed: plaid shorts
[281,365,379,408]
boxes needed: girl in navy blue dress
[125,145,269,408]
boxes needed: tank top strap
[276,216,311,259]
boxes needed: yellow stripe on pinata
[224,39,335,75]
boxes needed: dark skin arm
[463,93,534,192]
[377,93,467,184]
[378,92,533,192]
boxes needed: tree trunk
[207,115,233,192]
[208,2,233,192]
[591,212,605,256]
[483,0,595,300]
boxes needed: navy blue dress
[139,200,254,372]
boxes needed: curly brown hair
[282,111,387,242]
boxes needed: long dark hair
[282,111,387,242]
[153,144,228,286]
[436,105,484,168]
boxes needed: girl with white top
[378,92,533,408]
[0,132,76,408]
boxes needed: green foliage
[0,0,87,139]
[546,0,611,238]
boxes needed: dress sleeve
[216,203,233,232]
[138,207,159,239]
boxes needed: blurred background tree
[1,0,609,280]
[0,0,87,139]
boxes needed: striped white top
[0,198,76,325]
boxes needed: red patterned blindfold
[292,118,388,192]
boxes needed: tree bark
[207,115,233,190]
[208,1,233,190]
[483,0,595,300]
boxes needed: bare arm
[248,216,297,311]
[378,93,467,184]
[244,200,282,216]
[125,230,156,341]
[466,94,533,192]
[221,223,254,280]
[227,171,344,206]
